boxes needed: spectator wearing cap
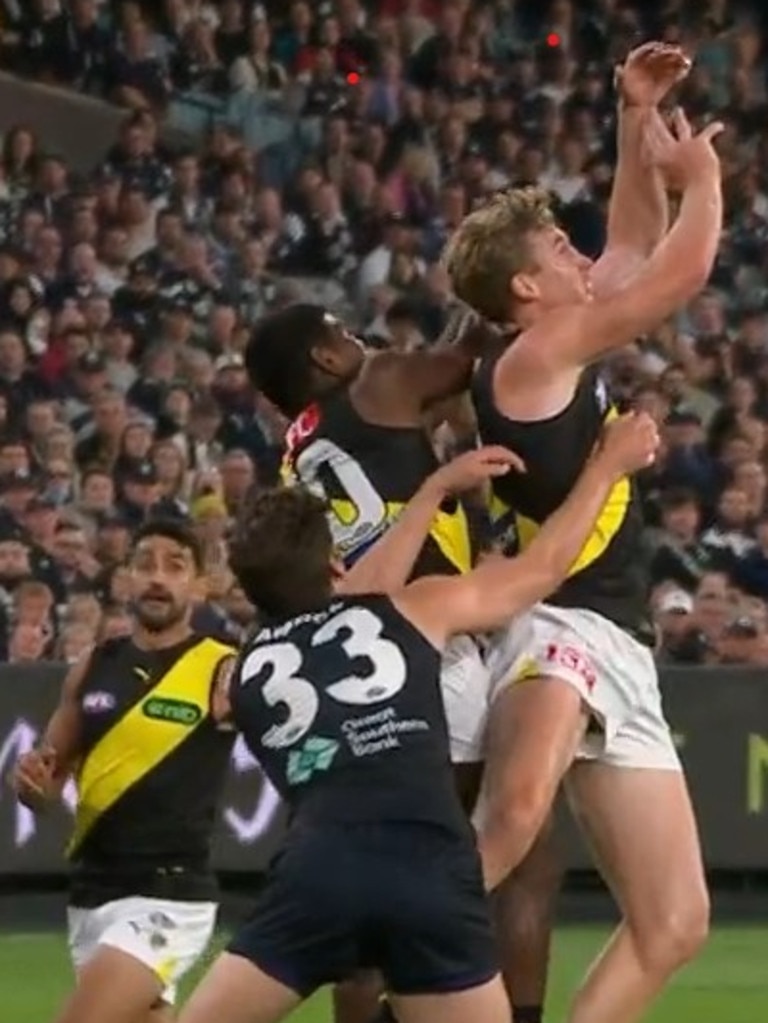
[654,586,696,662]
[94,512,132,569]
[655,408,718,497]
[63,349,111,438]
[118,459,163,528]
[101,319,139,394]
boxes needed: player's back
[71,633,235,905]
[472,348,650,637]
[282,392,472,577]
[230,594,469,838]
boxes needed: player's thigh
[333,971,385,1023]
[54,945,164,1023]
[391,975,510,1023]
[566,762,709,953]
[480,675,587,824]
[179,951,301,1023]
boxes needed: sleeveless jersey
[281,391,472,577]
[71,633,235,905]
[472,350,651,637]
[230,594,469,838]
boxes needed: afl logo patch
[82,691,117,713]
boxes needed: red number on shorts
[545,644,597,692]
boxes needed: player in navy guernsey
[445,47,722,1023]
[178,415,659,1023]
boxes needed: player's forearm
[651,173,722,299]
[469,456,620,625]
[605,105,669,258]
[339,480,444,595]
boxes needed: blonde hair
[443,187,554,322]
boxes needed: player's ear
[310,343,338,375]
[510,271,539,304]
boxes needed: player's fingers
[700,120,725,143]
[672,106,692,140]
[478,446,527,472]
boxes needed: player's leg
[59,898,217,1023]
[55,945,166,1023]
[391,976,511,1023]
[493,814,562,1023]
[563,765,708,1023]
[477,674,587,889]
[334,973,386,1023]
[178,952,301,1023]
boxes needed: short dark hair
[132,518,204,571]
[229,487,333,617]
[659,487,699,512]
[246,304,331,418]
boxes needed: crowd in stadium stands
[0,0,766,665]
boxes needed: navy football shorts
[227,820,498,998]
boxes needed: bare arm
[338,447,522,595]
[592,43,690,296]
[395,415,658,644]
[352,313,494,419]
[513,120,723,378]
[12,654,90,810]
[591,106,669,297]
[209,653,238,729]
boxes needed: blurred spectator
[0,0,765,665]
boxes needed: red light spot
[546,32,561,48]
[347,72,360,85]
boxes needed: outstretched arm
[591,43,690,297]
[337,447,523,595]
[396,414,659,644]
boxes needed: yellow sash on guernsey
[67,637,234,858]
[489,407,631,575]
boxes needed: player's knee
[633,887,710,974]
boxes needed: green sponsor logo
[142,698,202,726]
[287,736,339,785]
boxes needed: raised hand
[431,446,526,495]
[644,107,723,192]
[617,41,692,107]
[598,412,660,475]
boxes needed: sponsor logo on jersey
[544,643,597,692]
[284,403,321,455]
[82,691,117,713]
[142,698,202,726]
[287,736,339,785]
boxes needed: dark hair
[132,517,204,571]
[245,304,330,418]
[229,487,333,617]
[659,487,699,512]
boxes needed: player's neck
[132,621,194,651]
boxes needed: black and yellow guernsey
[282,393,473,578]
[472,349,652,640]
[69,633,235,907]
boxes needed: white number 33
[240,607,407,750]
